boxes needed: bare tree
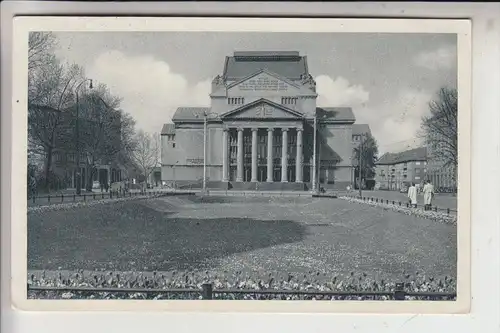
[353,133,379,187]
[28,55,85,191]
[61,85,136,191]
[420,87,458,169]
[130,130,161,191]
[29,32,57,71]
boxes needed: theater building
[161,51,366,191]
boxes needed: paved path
[349,190,457,211]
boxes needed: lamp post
[74,78,93,195]
[312,114,317,193]
[358,133,366,198]
[203,111,218,192]
[173,160,178,190]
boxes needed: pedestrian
[407,182,417,208]
[422,180,435,210]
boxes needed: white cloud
[88,50,211,134]
[87,53,431,156]
[315,75,370,107]
[376,89,433,154]
[313,75,431,154]
[414,46,456,71]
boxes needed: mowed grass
[28,195,457,282]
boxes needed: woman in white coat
[407,183,417,208]
[423,180,435,210]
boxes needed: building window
[281,97,297,105]
[415,176,420,180]
[415,161,420,165]
[228,97,244,105]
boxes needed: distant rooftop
[224,51,308,80]
[376,147,427,165]
[161,123,176,135]
[316,107,356,123]
[233,51,301,60]
[171,107,212,122]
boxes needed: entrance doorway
[273,167,281,182]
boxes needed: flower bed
[27,193,165,213]
[27,270,456,301]
[340,196,457,226]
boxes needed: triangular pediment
[227,69,300,90]
[220,99,304,120]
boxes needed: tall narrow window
[281,97,297,105]
[228,97,245,105]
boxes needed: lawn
[28,195,457,283]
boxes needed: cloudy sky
[52,32,457,154]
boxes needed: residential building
[375,147,427,190]
[31,103,127,190]
[425,131,457,190]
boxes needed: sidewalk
[343,190,457,213]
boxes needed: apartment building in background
[374,147,427,190]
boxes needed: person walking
[407,182,417,208]
[423,180,435,210]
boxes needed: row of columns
[222,127,303,183]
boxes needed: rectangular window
[228,97,244,105]
[415,161,420,165]
[415,176,420,180]
[281,97,297,105]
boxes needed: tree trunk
[44,146,53,192]
[85,164,95,192]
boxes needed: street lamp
[75,78,93,195]
[173,160,179,190]
[312,114,317,193]
[203,111,218,192]
[358,133,366,198]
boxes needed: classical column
[281,128,288,183]
[251,128,258,182]
[236,127,244,182]
[267,128,274,182]
[295,128,303,182]
[222,128,229,182]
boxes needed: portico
[221,125,304,183]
